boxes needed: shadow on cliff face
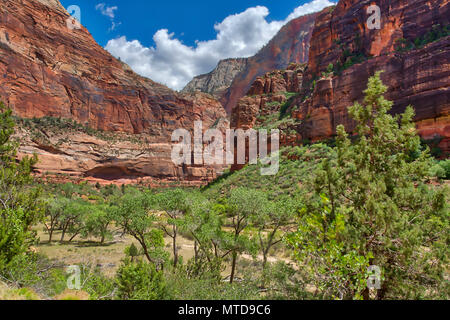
[85,166,145,181]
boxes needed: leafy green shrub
[115,258,168,300]
[13,288,40,300]
[429,163,446,179]
[0,253,68,298]
[279,101,291,119]
[394,38,414,52]
[80,266,116,300]
[438,159,450,179]
[282,92,298,100]
[55,289,90,300]
[167,275,260,300]
[100,184,122,198]
[0,103,44,269]
[262,262,312,300]
[333,50,368,74]
[166,261,260,300]
[322,63,334,77]
[265,101,281,108]
[421,135,444,158]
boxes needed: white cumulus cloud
[95,3,118,19]
[105,0,335,90]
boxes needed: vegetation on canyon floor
[0,73,448,300]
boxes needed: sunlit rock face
[295,0,449,152]
[221,12,318,114]
[230,0,449,156]
[0,0,228,182]
[182,58,249,100]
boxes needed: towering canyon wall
[231,0,450,155]
[295,0,450,152]
[0,0,228,182]
[220,12,318,113]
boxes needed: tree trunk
[140,241,153,265]
[172,226,178,268]
[194,241,198,262]
[48,229,53,243]
[261,251,269,288]
[60,227,66,242]
[377,280,388,300]
[262,254,268,271]
[213,241,218,258]
[230,252,237,284]
[362,287,370,300]
[101,224,109,244]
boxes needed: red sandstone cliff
[229,64,305,171]
[231,0,450,155]
[220,12,318,114]
[295,0,450,152]
[0,0,228,182]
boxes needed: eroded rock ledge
[0,0,228,182]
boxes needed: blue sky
[59,0,335,90]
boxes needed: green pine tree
[0,102,44,269]
[289,72,449,299]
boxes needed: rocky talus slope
[0,0,228,183]
[231,0,450,155]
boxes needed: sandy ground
[34,225,293,278]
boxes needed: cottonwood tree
[289,72,448,299]
[180,193,227,278]
[113,192,168,270]
[223,188,262,283]
[58,198,88,242]
[180,192,210,261]
[252,195,297,271]
[154,188,190,268]
[44,196,68,243]
[60,182,77,199]
[82,203,115,244]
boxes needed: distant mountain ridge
[221,12,318,114]
[182,12,319,114]
[182,58,248,99]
